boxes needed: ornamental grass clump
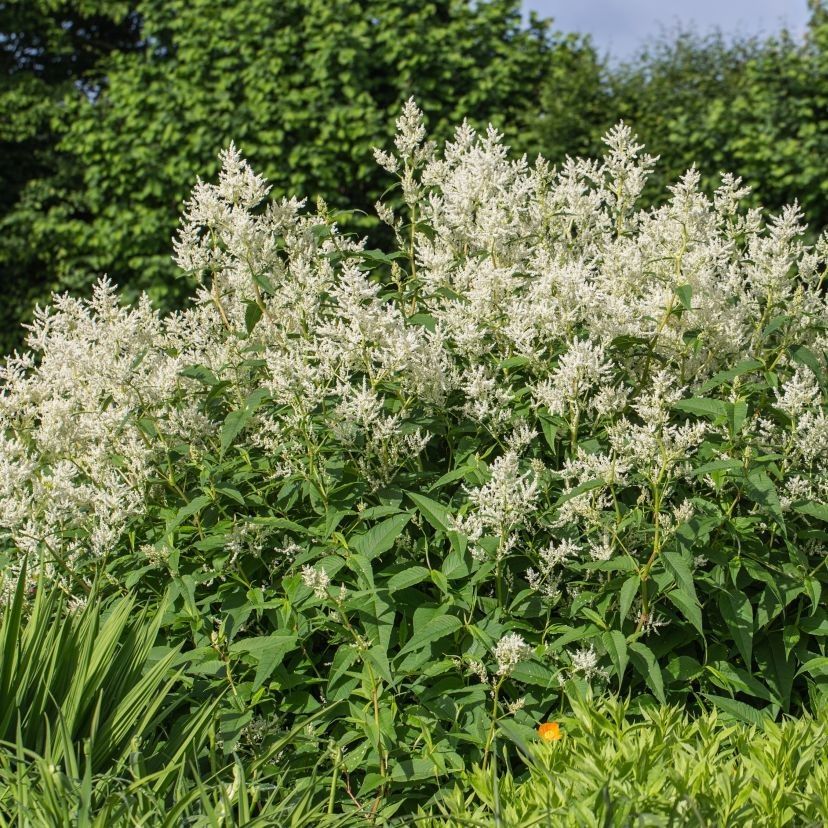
[0,100,826,816]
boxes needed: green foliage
[8,0,828,367]
[0,750,327,827]
[0,565,184,772]
[0,0,578,353]
[0,0,141,354]
[525,28,609,164]
[432,693,828,827]
[2,98,827,819]
[126,327,828,820]
[4,0,828,809]
[593,3,828,232]
[0,571,349,824]
[0,689,345,826]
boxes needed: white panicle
[494,633,532,676]
[301,565,331,600]
[0,100,826,601]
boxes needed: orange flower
[538,722,562,742]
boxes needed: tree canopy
[3,0,828,353]
[0,0,583,351]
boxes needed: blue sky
[524,1,811,61]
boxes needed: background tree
[6,1,828,356]
[0,0,140,352]
[598,2,828,229]
[0,0,586,352]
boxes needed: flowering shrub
[1,101,826,814]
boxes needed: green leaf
[244,301,263,334]
[783,624,801,659]
[359,248,405,265]
[666,588,703,635]
[228,633,298,692]
[602,629,628,686]
[796,657,828,677]
[390,758,438,783]
[345,554,375,590]
[689,459,742,478]
[214,484,245,505]
[705,661,773,702]
[364,645,393,686]
[549,625,601,651]
[744,469,785,531]
[554,478,604,507]
[180,365,221,386]
[789,344,825,386]
[328,645,359,689]
[509,660,556,687]
[629,641,666,703]
[665,655,703,683]
[761,315,791,340]
[356,505,402,521]
[794,502,828,522]
[804,577,822,614]
[430,568,449,594]
[672,397,726,419]
[252,271,278,295]
[674,283,693,310]
[408,313,436,331]
[220,710,253,753]
[619,574,640,622]
[801,611,828,636]
[662,549,702,634]
[580,607,608,629]
[407,491,451,533]
[387,566,430,594]
[698,359,763,394]
[662,549,696,599]
[442,548,470,580]
[718,590,753,667]
[165,495,211,535]
[361,588,395,656]
[350,513,411,561]
[539,416,558,450]
[727,400,747,437]
[497,717,539,755]
[229,632,297,658]
[755,637,795,711]
[136,416,158,438]
[220,387,270,455]
[702,694,767,726]
[397,615,462,657]
[427,466,474,492]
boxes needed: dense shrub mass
[4,1,828,358]
[0,103,827,818]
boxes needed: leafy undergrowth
[433,695,828,827]
[4,664,826,826]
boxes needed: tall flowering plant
[0,101,826,812]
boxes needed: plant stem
[482,677,503,769]
[327,745,341,815]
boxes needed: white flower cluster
[569,645,606,680]
[493,632,533,676]
[300,564,331,600]
[0,99,825,596]
[452,449,540,559]
[0,280,212,581]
